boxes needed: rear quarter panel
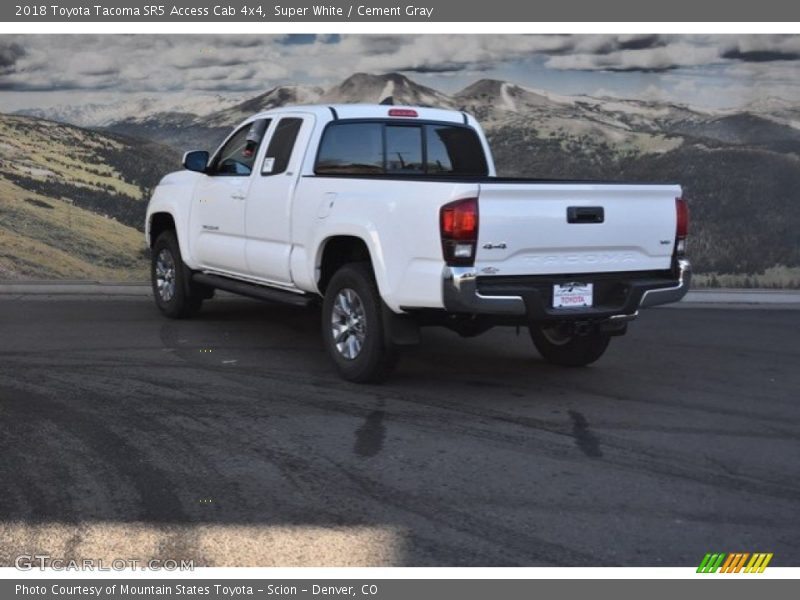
[291,176,479,311]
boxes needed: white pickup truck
[145,103,690,382]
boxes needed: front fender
[145,171,202,269]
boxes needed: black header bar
[3,0,800,22]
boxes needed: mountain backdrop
[4,72,800,285]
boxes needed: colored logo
[697,553,773,573]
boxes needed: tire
[529,322,611,367]
[322,262,397,383]
[151,230,204,319]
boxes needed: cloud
[563,34,667,56]
[546,39,723,72]
[543,35,800,73]
[1,34,800,107]
[298,34,575,77]
[397,62,493,74]
[0,42,25,73]
[356,35,406,55]
[722,49,800,62]
[0,34,574,92]
[617,35,666,52]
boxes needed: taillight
[675,197,689,255]
[440,198,478,266]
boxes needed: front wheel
[529,322,610,367]
[151,231,204,319]
[322,263,397,383]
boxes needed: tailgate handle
[567,206,604,224]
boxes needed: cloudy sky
[2,34,800,111]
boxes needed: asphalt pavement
[0,293,798,566]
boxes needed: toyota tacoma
[145,104,691,382]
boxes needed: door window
[209,119,270,176]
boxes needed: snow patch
[500,83,517,112]
[379,80,395,102]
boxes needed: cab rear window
[315,121,488,177]
[315,123,383,175]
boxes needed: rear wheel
[151,230,204,318]
[529,322,610,367]
[322,262,397,383]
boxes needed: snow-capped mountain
[738,96,800,130]
[16,93,241,128]
[455,79,568,113]
[452,78,700,155]
[454,78,716,133]
[320,73,455,108]
[100,84,325,150]
[204,84,324,127]
[67,71,794,167]
[743,96,797,115]
[12,71,769,139]
[16,71,799,138]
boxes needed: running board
[192,273,315,307]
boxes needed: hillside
[105,112,230,159]
[0,114,176,280]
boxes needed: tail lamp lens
[675,197,689,255]
[440,198,479,266]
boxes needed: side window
[262,118,303,175]
[386,125,423,174]
[209,119,269,176]
[315,123,383,175]
[425,125,453,173]
[425,124,488,176]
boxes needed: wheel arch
[148,212,176,248]
[147,209,196,270]
[317,235,378,295]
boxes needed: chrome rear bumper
[639,258,692,308]
[442,258,692,318]
[442,266,526,316]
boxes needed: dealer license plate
[553,283,593,308]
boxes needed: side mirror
[183,150,209,173]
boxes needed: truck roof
[250,103,470,125]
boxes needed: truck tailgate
[475,182,680,276]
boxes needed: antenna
[379,96,394,106]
